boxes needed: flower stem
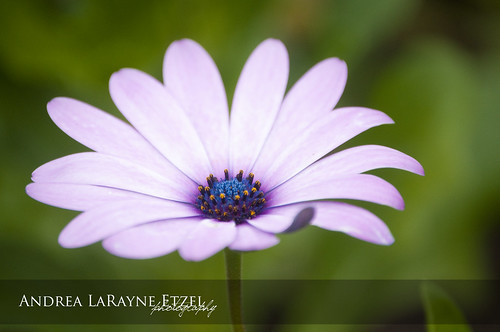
[224,248,245,332]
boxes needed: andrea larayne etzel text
[19,293,217,317]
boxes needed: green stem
[224,248,245,332]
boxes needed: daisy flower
[26,39,424,262]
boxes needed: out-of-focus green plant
[421,282,471,332]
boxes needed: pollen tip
[236,170,244,182]
[248,173,254,185]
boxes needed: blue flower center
[195,169,266,223]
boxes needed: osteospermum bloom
[26,39,423,261]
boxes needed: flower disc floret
[195,170,266,223]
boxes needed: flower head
[26,39,424,261]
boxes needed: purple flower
[26,39,424,261]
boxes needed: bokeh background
[1,0,499,331]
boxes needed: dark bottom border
[1,280,498,324]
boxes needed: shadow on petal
[282,207,315,233]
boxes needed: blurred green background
[1,0,499,331]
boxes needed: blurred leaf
[322,0,420,63]
[362,37,486,279]
[420,282,471,332]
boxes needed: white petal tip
[324,57,348,70]
[167,39,194,54]
[46,97,62,112]
[58,235,78,249]
[173,38,197,46]
[178,250,221,262]
[102,242,159,260]
[25,183,34,196]
[377,233,395,246]
[416,164,425,176]
[110,68,133,82]
[385,116,395,125]
[383,238,395,246]
[259,38,287,51]
[58,227,89,249]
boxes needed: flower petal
[46,97,188,179]
[312,202,394,245]
[109,68,212,182]
[270,173,405,210]
[163,39,229,179]
[280,58,347,123]
[229,223,279,251]
[178,219,236,261]
[298,144,425,177]
[31,152,192,202]
[268,201,394,245]
[281,207,315,233]
[102,218,200,259]
[246,207,310,233]
[26,183,152,211]
[254,58,347,162]
[229,39,289,174]
[59,199,199,248]
[252,107,394,190]
[248,204,315,234]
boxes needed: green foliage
[421,282,471,332]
